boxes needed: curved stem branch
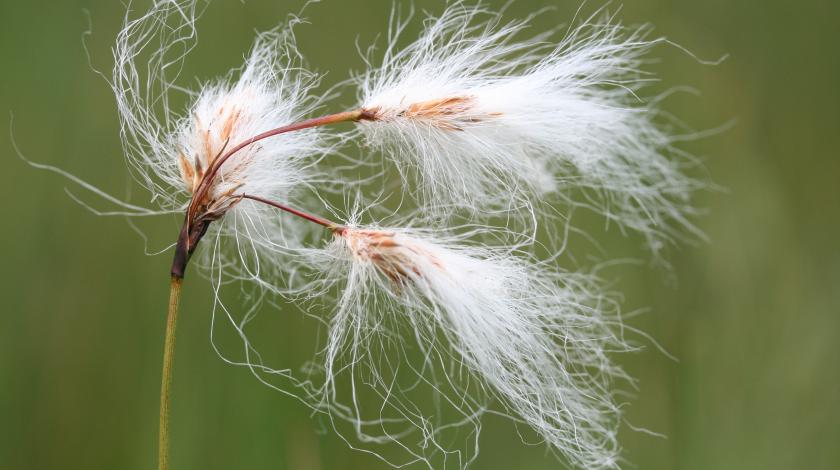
[159,275,183,470]
[241,194,344,232]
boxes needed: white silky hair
[177,30,326,208]
[111,0,202,211]
[298,223,632,469]
[355,2,706,251]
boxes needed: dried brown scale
[220,108,242,142]
[177,150,196,192]
[363,95,503,131]
[342,229,444,285]
[180,106,244,196]
[202,129,213,168]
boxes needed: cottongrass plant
[28,0,711,469]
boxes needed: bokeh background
[2,0,838,469]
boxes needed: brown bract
[365,95,501,131]
[341,229,443,284]
[179,103,244,192]
[171,103,249,278]
[179,104,250,220]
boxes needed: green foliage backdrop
[1,1,838,469]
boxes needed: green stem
[159,275,183,470]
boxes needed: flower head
[303,224,628,469]
[176,31,325,219]
[355,3,705,250]
[111,0,330,279]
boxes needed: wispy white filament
[356,3,705,250]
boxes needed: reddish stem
[241,194,344,233]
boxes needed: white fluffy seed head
[112,0,332,290]
[303,224,629,469]
[175,29,327,221]
[113,1,325,212]
[355,2,705,250]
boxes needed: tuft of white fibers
[111,0,335,290]
[175,29,326,213]
[355,2,706,249]
[114,0,326,207]
[294,222,632,469]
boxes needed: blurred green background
[2,0,838,469]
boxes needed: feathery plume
[302,222,629,469]
[354,3,704,249]
[111,0,331,279]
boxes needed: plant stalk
[159,275,183,470]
